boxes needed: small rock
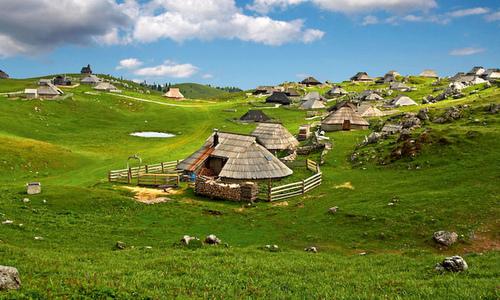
[22,198,30,203]
[1,220,13,225]
[34,236,43,240]
[42,200,47,204]
[359,252,367,256]
[304,246,318,253]
[204,234,221,245]
[388,202,394,206]
[0,265,21,290]
[180,235,199,245]
[265,244,279,252]
[115,241,127,250]
[435,256,468,272]
[328,206,338,214]
[433,231,458,246]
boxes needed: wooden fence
[137,173,180,187]
[266,159,322,202]
[108,160,180,184]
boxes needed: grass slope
[172,83,230,99]
[0,78,498,298]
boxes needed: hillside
[0,76,498,298]
[171,82,231,99]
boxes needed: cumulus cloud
[362,15,379,26]
[449,47,486,56]
[248,0,436,14]
[116,58,143,70]
[133,60,199,78]
[0,0,131,57]
[485,11,500,22]
[448,7,489,18]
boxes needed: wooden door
[342,120,351,131]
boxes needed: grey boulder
[0,265,21,290]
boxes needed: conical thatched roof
[251,123,299,151]
[0,70,9,79]
[322,106,369,126]
[364,92,384,101]
[164,88,184,99]
[81,75,101,84]
[300,98,326,110]
[328,100,357,112]
[351,72,373,81]
[177,132,292,180]
[391,95,417,107]
[37,82,63,97]
[266,92,291,105]
[419,69,438,78]
[300,76,322,85]
[327,86,348,96]
[301,91,325,102]
[239,110,271,122]
[285,87,300,97]
[358,105,384,118]
[390,82,410,91]
[94,82,117,91]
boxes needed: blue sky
[0,0,499,89]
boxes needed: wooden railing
[266,159,322,202]
[108,160,180,184]
[137,173,180,187]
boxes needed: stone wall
[195,177,258,202]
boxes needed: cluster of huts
[449,66,499,88]
[0,69,9,79]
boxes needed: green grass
[0,77,499,298]
[171,82,231,99]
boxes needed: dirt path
[107,93,211,108]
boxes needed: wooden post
[267,179,272,202]
[302,180,305,194]
[145,165,149,174]
[127,167,132,184]
[161,162,164,173]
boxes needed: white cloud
[202,74,214,79]
[248,0,437,14]
[116,58,143,70]
[362,15,379,26]
[134,60,199,78]
[448,7,489,18]
[449,47,486,56]
[485,11,500,22]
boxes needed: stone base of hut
[321,124,369,132]
[195,176,258,202]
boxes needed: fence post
[161,162,164,173]
[267,179,272,202]
[145,165,149,174]
[127,167,132,184]
[302,180,305,194]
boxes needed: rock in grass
[22,198,30,203]
[433,231,458,247]
[1,220,13,225]
[304,246,318,253]
[180,235,198,245]
[115,241,127,250]
[435,256,468,272]
[204,234,221,245]
[328,206,338,214]
[265,244,279,252]
[180,235,202,249]
[0,266,21,290]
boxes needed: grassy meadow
[0,76,499,299]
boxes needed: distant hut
[467,66,485,76]
[351,72,373,82]
[177,131,292,181]
[251,123,299,151]
[300,98,326,110]
[80,64,93,75]
[285,87,300,97]
[164,88,184,100]
[419,69,439,78]
[377,71,400,84]
[326,86,348,97]
[300,76,322,86]
[450,72,466,82]
[358,105,384,118]
[81,75,101,85]
[253,86,275,95]
[0,70,9,79]
[94,82,119,92]
[358,90,383,101]
[301,91,326,102]
[391,95,417,107]
[37,79,63,99]
[482,68,500,80]
[390,82,411,92]
[265,92,291,105]
[321,106,369,131]
[239,110,271,122]
[24,89,38,99]
[53,75,71,86]
[327,100,357,112]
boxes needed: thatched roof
[467,66,485,76]
[390,82,410,91]
[483,69,500,80]
[81,64,92,74]
[300,98,326,110]
[419,69,438,78]
[266,92,291,105]
[391,95,417,107]
[364,92,384,101]
[0,70,9,79]
[239,110,271,122]
[328,100,357,112]
[164,88,184,99]
[53,75,71,86]
[327,86,348,96]
[253,86,275,95]
[251,123,299,151]
[358,105,384,118]
[37,81,63,96]
[94,82,118,91]
[301,91,326,102]
[300,76,322,85]
[81,75,101,84]
[177,132,292,180]
[385,70,400,77]
[285,88,300,97]
[351,72,373,81]
[322,106,369,126]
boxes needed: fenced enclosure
[262,159,322,202]
[108,160,180,184]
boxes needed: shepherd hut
[177,131,293,181]
[391,95,417,107]
[81,75,101,85]
[24,89,38,99]
[358,105,384,118]
[419,69,439,78]
[253,86,275,95]
[53,75,71,86]
[390,82,411,92]
[351,72,373,82]
[321,106,369,131]
[266,92,291,105]
[164,88,184,100]
[467,66,485,76]
[301,91,326,102]
[239,110,271,122]
[37,79,63,99]
[327,86,348,97]
[251,123,299,151]
[300,76,322,86]
[285,88,300,97]
[0,70,9,79]
[300,98,326,110]
[94,82,119,92]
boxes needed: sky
[0,0,499,89]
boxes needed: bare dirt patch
[335,182,354,190]
[124,186,181,204]
[463,228,500,253]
